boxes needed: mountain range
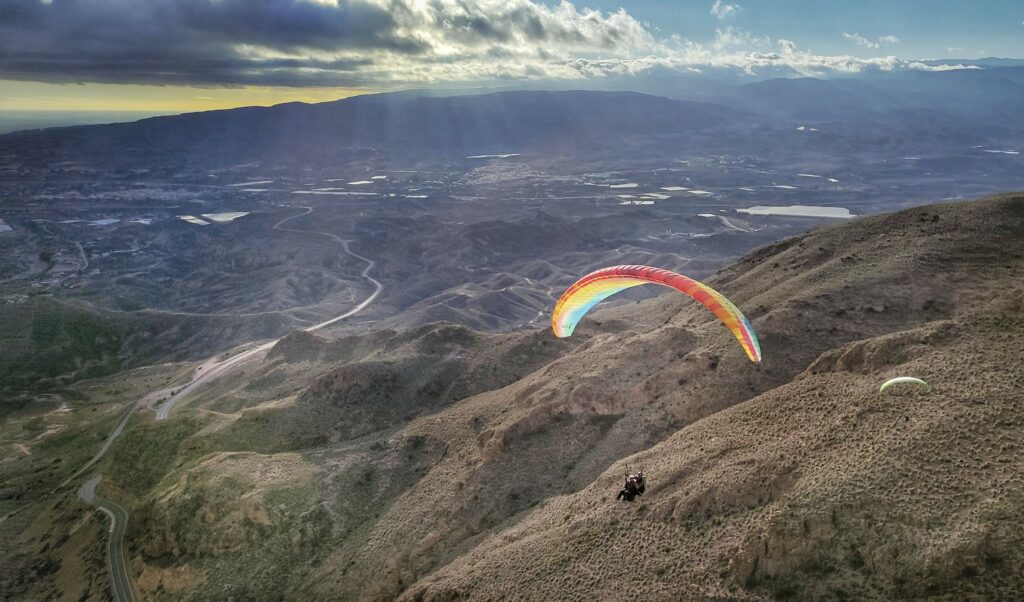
[4,65,1024,169]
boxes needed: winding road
[155,207,383,420]
[79,476,135,602]
[64,205,382,597]
[59,404,137,488]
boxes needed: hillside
[400,195,1024,600]
[127,194,1024,600]
[0,296,296,392]
[5,194,1022,601]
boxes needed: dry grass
[89,194,1024,600]
[405,303,1024,600]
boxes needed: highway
[79,476,136,602]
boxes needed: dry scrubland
[407,308,1024,600]
[21,194,1021,601]
[398,196,1024,600]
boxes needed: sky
[1,0,1022,114]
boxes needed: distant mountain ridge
[5,66,1024,170]
[0,90,747,168]
[720,66,1024,127]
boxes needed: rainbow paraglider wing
[551,265,762,363]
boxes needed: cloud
[710,0,739,20]
[0,0,968,90]
[904,61,980,72]
[713,26,769,50]
[843,32,899,49]
[0,0,658,87]
[843,33,876,48]
[566,37,974,80]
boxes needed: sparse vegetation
[3,149,1023,600]
[107,417,203,497]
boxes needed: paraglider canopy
[551,265,761,363]
[879,376,930,394]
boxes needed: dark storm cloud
[0,0,657,87]
[0,0,422,86]
[0,1,971,88]
[173,0,424,54]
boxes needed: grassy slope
[406,307,1024,600]
[82,194,1024,600]
[0,296,295,393]
[401,195,1024,600]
